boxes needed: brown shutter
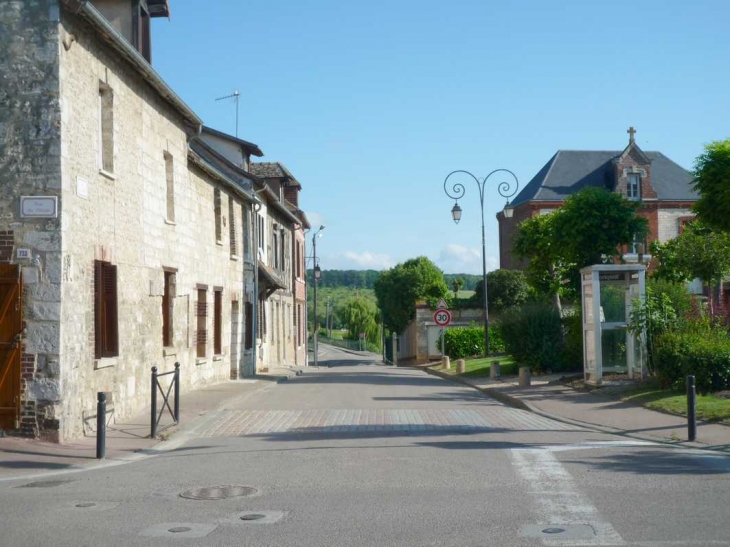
[102,263,118,356]
[94,261,102,359]
[214,290,222,355]
[244,302,253,350]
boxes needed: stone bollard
[519,366,531,387]
[442,356,451,370]
[457,359,466,374]
[490,360,500,379]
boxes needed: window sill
[213,355,224,362]
[94,358,117,370]
[99,169,116,181]
[230,255,240,262]
[195,358,207,366]
[164,219,176,226]
[163,348,177,357]
[216,240,223,246]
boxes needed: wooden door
[0,265,21,430]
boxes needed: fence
[151,363,180,438]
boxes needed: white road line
[512,447,625,546]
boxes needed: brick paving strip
[201,408,578,437]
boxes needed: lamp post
[312,225,325,366]
[443,169,519,357]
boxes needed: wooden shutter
[196,288,207,358]
[244,302,253,350]
[102,263,118,357]
[94,261,102,359]
[214,290,222,355]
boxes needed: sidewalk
[425,366,730,453]
[0,367,299,481]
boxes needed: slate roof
[511,150,697,206]
[201,126,264,157]
[249,162,301,187]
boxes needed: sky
[153,0,730,275]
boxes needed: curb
[422,366,728,454]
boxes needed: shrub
[442,323,505,359]
[562,309,583,371]
[654,330,730,392]
[501,303,566,373]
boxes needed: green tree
[473,269,530,312]
[451,277,464,296]
[692,139,730,233]
[374,256,448,333]
[341,296,381,344]
[651,220,730,310]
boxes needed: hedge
[501,303,568,373]
[654,330,730,392]
[442,324,505,359]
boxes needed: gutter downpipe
[251,189,267,376]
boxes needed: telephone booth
[581,264,646,385]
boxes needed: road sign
[436,298,448,310]
[433,309,452,327]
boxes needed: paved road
[2,345,730,546]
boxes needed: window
[164,152,174,221]
[257,214,265,252]
[196,288,207,358]
[243,206,251,258]
[296,242,301,278]
[244,302,253,350]
[229,199,237,256]
[272,230,279,269]
[214,189,222,243]
[214,289,223,355]
[629,235,647,255]
[296,304,302,346]
[258,297,266,337]
[280,230,286,273]
[627,173,641,200]
[94,261,119,359]
[98,83,114,173]
[162,271,175,347]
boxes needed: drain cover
[18,480,74,488]
[543,528,566,534]
[179,485,258,500]
[76,503,96,508]
[521,524,596,540]
[240,514,266,521]
[168,527,192,533]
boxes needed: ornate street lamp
[443,169,519,356]
[312,225,325,366]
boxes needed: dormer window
[627,173,641,200]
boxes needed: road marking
[512,447,625,546]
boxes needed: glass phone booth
[581,264,646,385]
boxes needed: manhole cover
[179,485,258,500]
[543,528,566,534]
[75,503,96,508]
[240,514,267,521]
[168,527,192,533]
[18,480,74,488]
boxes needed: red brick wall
[0,230,13,263]
[614,146,657,199]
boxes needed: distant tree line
[305,269,482,291]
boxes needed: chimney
[91,0,170,63]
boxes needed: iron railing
[151,363,180,438]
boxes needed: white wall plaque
[76,176,89,200]
[16,249,30,259]
[20,196,58,218]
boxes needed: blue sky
[153,0,729,275]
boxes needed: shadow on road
[563,450,730,475]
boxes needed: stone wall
[52,9,251,441]
[658,208,694,243]
[0,0,63,438]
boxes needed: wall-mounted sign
[20,196,58,218]
[599,273,625,282]
[16,249,30,259]
[76,176,89,200]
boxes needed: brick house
[498,129,698,271]
[0,0,309,441]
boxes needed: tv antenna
[215,89,240,137]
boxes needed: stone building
[498,128,698,270]
[0,0,308,441]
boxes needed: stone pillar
[442,356,450,370]
[519,366,531,387]
[456,359,466,374]
[392,332,398,367]
[490,360,500,379]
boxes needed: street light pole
[312,225,325,366]
[443,169,519,357]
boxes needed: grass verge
[439,355,518,378]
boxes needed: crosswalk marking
[200,407,579,437]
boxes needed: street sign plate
[433,309,452,327]
[436,298,448,310]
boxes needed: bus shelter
[581,264,646,385]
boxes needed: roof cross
[627,126,637,144]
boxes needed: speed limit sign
[433,309,452,326]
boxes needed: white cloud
[342,251,393,270]
[436,244,498,274]
[306,211,326,230]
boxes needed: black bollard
[174,362,180,423]
[96,392,106,459]
[686,375,697,442]
[151,366,158,438]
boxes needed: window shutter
[102,263,119,356]
[94,261,102,359]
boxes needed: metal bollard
[687,375,697,442]
[96,392,106,460]
[442,356,451,370]
[490,360,500,379]
[174,362,180,423]
[519,366,531,387]
[457,359,466,374]
[151,366,158,438]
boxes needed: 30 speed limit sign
[433,309,452,326]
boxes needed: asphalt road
[2,345,729,547]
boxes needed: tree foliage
[341,296,381,344]
[692,139,730,233]
[473,269,531,312]
[374,256,448,333]
[306,269,380,289]
[651,220,730,287]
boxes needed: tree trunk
[549,263,563,315]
